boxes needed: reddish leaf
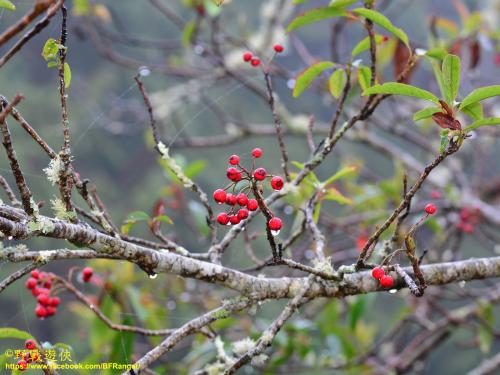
[449,40,462,56]
[469,40,481,69]
[432,112,462,130]
[393,40,415,83]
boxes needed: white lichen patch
[232,337,256,356]
[203,361,225,375]
[251,354,268,366]
[312,257,334,274]
[43,155,63,185]
[51,197,76,221]
[38,250,58,261]
[260,330,274,345]
[27,217,55,235]
[157,142,195,189]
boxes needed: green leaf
[464,12,482,34]
[291,161,305,170]
[182,20,196,47]
[47,61,58,68]
[459,85,500,110]
[323,188,353,205]
[465,118,500,132]
[183,160,206,179]
[352,8,409,47]
[109,316,135,364]
[293,61,335,98]
[0,328,34,340]
[287,7,347,32]
[328,69,346,99]
[329,0,358,8]
[126,211,150,222]
[363,82,440,103]
[323,166,357,186]
[413,107,443,122]
[153,214,173,225]
[42,38,60,61]
[461,101,483,120]
[439,130,449,154]
[357,66,372,91]
[348,295,366,330]
[0,0,15,11]
[430,59,447,101]
[351,34,387,57]
[425,48,448,60]
[63,62,71,89]
[73,0,90,15]
[441,54,461,104]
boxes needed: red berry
[23,352,32,363]
[39,272,48,280]
[213,189,227,204]
[25,339,36,350]
[229,215,241,225]
[46,306,57,316]
[225,193,237,206]
[251,148,263,158]
[237,209,249,220]
[82,267,93,282]
[371,267,385,280]
[30,270,39,279]
[49,296,61,307]
[268,217,282,231]
[243,51,252,62]
[217,212,229,225]
[253,167,267,181]
[226,167,242,182]
[274,44,284,53]
[229,154,240,165]
[37,294,50,306]
[31,288,41,297]
[25,278,37,289]
[17,359,28,371]
[250,57,260,67]
[35,305,47,318]
[247,199,258,211]
[236,193,248,206]
[270,176,284,191]
[424,203,437,215]
[44,280,52,289]
[380,275,394,289]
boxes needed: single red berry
[237,209,249,220]
[35,305,47,318]
[46,306,57,316]
[217,212,230,225]
[274,44,284,53]
[380,275,394,289]
[226,167,242,182]
[268,217,282,231]
[82,267,93,282]
[229,215,241,225]
[49,296,61,307]
[270,176,284,191]
[243,51,253,62]
[225,193,237,206]
[37,294,50,306]
[36,288,50,296]
[25,339,36,350]
[17,359,28,371]
[229,154,240,165]
[213,189,227,204]
[253,167,267,181]
[236,193,248,206]
[251,148,263,158]
[44,280,52,289]
[424,203,437,215]
[31,288,41,297]
[247,199,258,211]
[25,278,37,290]
[250,57,261,67]
[371,267,385,280]
[30,270,39,279]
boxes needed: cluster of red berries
[457,207,480,234]
[16,339,40,371]
[242,44,284,67]
[371,267,394,289]
[25,270,60,319]
[213,148,284,232]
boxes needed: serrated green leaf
[465,118,500,132]
[0,328,33,340]
[0,0,15,11]
[351,34,387,57]
[461,101,483,120]
[287,7,347,32]
[352,8,409,47]
[182,20,196,47]
[42,38,60,61]
[363,82,440,103]
[328,69,346,99]
[442,54,460,104]
[63,62,71,89]
[413,107,443,121]
[357,66,372,91]
[293,61,335,98]
[459,85,500,110]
